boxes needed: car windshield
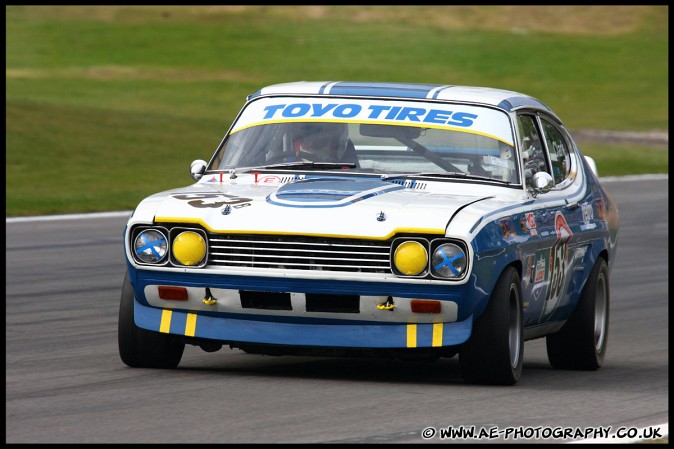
[209,96,520,184]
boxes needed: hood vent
[389,179,427,190]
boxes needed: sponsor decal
[580,202,597,230]
[253,173,303,184]
[261,103,478,127]
[541,212,573,321]
[231,97,515,145]
[529,249,550,311]
[524,254,535,287]
[525,212,538,236]
[172,193,252,209]
[255,174,283,184]
[534,253,547,283]
[532,282,547,302]
[499,218,516,239]
[595,197,606,220]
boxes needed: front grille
[208,234,391,273]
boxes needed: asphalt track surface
[5,176,668,444]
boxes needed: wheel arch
[471,257,523,321]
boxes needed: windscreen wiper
[382,172,512,185]
[228,162,357,178]
[257,162,357,170]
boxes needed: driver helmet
[291,122,349,162]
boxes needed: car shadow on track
[170,346,623,389]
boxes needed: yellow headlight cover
[394,241,428,276]
[172,231,206,266]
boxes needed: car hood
[137,175,492,239]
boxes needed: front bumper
[129,267,479,348]
[133,298,474,348]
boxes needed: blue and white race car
[119,81,620,385]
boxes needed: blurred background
[5,5,668,216]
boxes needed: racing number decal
[541,212,573,321]
[173,193,252,209]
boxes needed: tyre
[118,271,185,368]
[460,266,524,385]
[546,257,609,370]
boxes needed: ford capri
[119,81,619,385]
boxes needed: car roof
[248,81,558,117]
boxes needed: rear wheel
[118,271,185,368]
[460,266,523,385]
[546,258,609,370]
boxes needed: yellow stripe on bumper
[146,304,462,349]
[433,322,443,347]
[406,322,444,347]
[185,313,197,337]
[160,310,172,333]
[407,324,417,347]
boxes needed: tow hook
[202,287,217,305]
[376,296,395,311]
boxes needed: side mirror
[531,171,554,196]
[190,159,208,181]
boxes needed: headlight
[431,243,467,278]
[172,231,207,266]
[393,240,428,276]
[134,229,168,264]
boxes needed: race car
[119,81,620,385]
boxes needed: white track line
[6,210,132,223]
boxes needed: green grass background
[6,6,669,216]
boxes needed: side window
[540,119,571,185]
[516,115,548,189]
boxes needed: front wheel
[546,257,609,370]
[118,270,185,368]
[460,266,523,385]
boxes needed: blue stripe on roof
[326,82,443,99]
[429,85,454,99]
[318,82,335,94]
[498,96,552,112]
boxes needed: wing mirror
[531,171,554,196]
[190,159,208,181]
